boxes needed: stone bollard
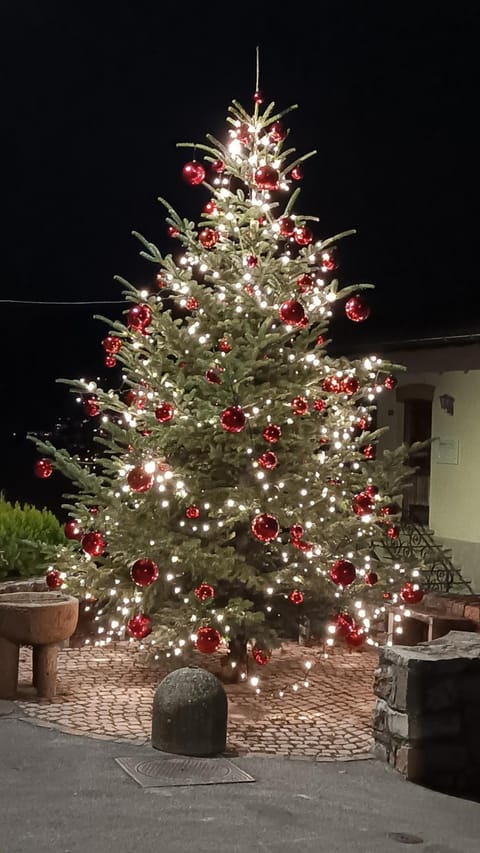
[151,666,228,756]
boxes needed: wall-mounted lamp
[439,393,454,415]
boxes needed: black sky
[0,1,478,504]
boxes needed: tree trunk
[219,635,248,683]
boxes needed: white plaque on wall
[433,437,459,465]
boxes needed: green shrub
[0,495,66,580]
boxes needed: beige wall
[375,344,480,592]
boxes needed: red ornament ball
[246,254,258,268]
[292,539,313,553]
[362,444,376,460]
[130,559,159,587]
[218,338,231,353]
[182,161,206,185]
[380,503,401,517]
[186,505,200,519]
[81,531,106,557]
[127,467,154,493]
[195,626,221,654]
[262,424,282,444]
[236,123,251,144]
[290,166,302,181]
[297,273,316,293]
[46,569,63,590]
[335,612,356,637]
[211,159,225,173]
[293,225,312,245]
[203,199,218,215]
[290,523,303,540]
[384,375,397,390]
[365,484,379,497]
[400,582,424,604]
[356,416,370,431]
[83,396,100,417]
[322,376,341,393]
[252,646,271,665]
[386,524,400,540]
[104,355,116,368]
[185,297,198,310]
[206,368,223,385]
[352,492,375,516]
[365,571,379,586]
[155,403,174,423]
[168,226,179,238]
[34,459,53,479]
[102,335,122,354]
[268,121,286,142]
[127,613,152,639]
[64,520,83,541]
[194,583,215,602]
[279,300,306,326]
[253,90,263,104]
[257,451,278,470]
[289,589,304,605]
[345,628,366,648]
[341,376,360,395]
[182,160,205,187]
[199,228,219,249]
[254,165,279,191]
[278,216,296,236]
[220,405,246,433]
[291,396,309,415]
[251,513,279,542]
[128,304,152,331]
[345,295,370,323]
[124,390,140,408]
[319,251,337,272]
[313,398,326,412]
[330,559,356,587]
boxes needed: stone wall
[422,592,480,625]
[372,630,480,797]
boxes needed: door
[402,398,432,525]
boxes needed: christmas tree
[31,65,423,685]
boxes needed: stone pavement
[15,640,376,760]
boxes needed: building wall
[376,344,480,592]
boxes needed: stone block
[151,666,227,756]
[373,663,394,702]
[394,744,422,780]
[371,741,389,763]
[385,707,409,740]
[464,603,480,623]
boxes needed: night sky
[0,1,477,508]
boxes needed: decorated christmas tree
[31,64,424,685]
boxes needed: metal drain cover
[115,755,255,788]
[387,832,424,844]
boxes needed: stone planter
[372,630,480,796]
[0,591,79,699]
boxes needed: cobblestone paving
[16,641,377,760]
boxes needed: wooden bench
[386,605,477,646]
